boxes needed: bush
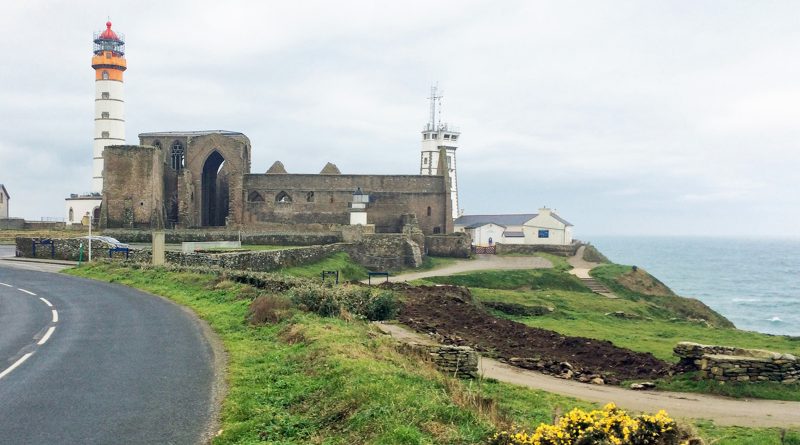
[248,295,294,325]
[490,403,694,445]
[288,283,398,321]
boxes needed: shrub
[288,283,398,321]
[490,403,692,445]
[248,295,294,325]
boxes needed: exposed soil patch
[389,283,669,384]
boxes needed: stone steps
[579,277,611,294]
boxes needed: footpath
[567,245,617,298]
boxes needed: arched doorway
[201,151,228,226]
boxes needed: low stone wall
[345,234,422,270]
[495,242,581,257]
[399,342,479,379]
[15,237,127,261]
[0,218,26,230]
[162,244,345,272]
[674,342,799,384]
[102,229,342,246]
[425,233,471,258]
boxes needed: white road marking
[39,297,53,307]
[51,310,58,323]
[38,327,56,345]
[17,288,36,296]
[0,353,33,380]
[0,282,12,287]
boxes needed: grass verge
[279,252,369,281]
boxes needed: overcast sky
[2,1,799,237]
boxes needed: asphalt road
[0,263,219,444]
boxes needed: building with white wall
[419,85,460,219]
[0,184,9,219]
[65,21,127,225]
[455,207,573,246]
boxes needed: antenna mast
[427,83,443,130]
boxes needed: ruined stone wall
[398,342,479,379]
[495,242,581,257]
[674,342,799,384]
[243,174,450,235]
[425,233,471,258]
[344,234,423,270]
[163,244,344,271]
[101,145,165,229]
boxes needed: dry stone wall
[425,233,471,258]
[495,243,581,257]
[399,342,479,379]
[674,342,799,384]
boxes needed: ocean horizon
[586,235,800,337]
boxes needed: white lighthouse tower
[419,85,460,219]
[65,21,127,225]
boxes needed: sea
[588,236,800,337]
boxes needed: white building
[419,85,460,219]
[0,184,9,219]
[455,207,573,246]
[65,21,127,225]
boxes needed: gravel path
[388,254,552,282]
[376,323,800,428]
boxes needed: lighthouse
[65,21,126,225]
[91,21,126,192]
[419,85,460,219]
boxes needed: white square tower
[419,85,460,219]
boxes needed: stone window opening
[427,206,432,216]
[248,191,265,202]
[433,226,441,234]
[101,112,109,119]
[171,141,185,171]
[68,207,74,222]
[101,92,110,99]
[102,70,109,80]
[101,131,110,138]
[152,140,162,149]
[276,191,292,203]
[306,191,315,202]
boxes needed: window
[306,191,315,202]
[152,140,162,149]
[433,227,441,234]
[451,135,458,141]
[423,157,428,165]
[276,191,292,203]
[426,206,431,216]
[68,207,74,222]
[101,112,109,119]
[444,134,450,139]
[538,229,550,238]
[447,156,452,167]
[423,134,428,140]
[101,92,110,99]
[101,131,110,138]
[102,71,109,80]
[105,52,111,59]
[171,141,184,171]
[248,191,265,202]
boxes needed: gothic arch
[248,190,264,202]
[276,191,292,203]
[201,150,228,226]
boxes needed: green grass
[64,264,798,444]
[422,269,589,293]
[656,372,800,401]
[534,253,573,271]
[279,252,369,281]
[202,245,303,252]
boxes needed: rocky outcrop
[674,342,799,384]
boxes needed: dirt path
[388,254,552,282]
[376,323,800,428]
[567,246,617,298]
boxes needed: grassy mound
[423,269,589,293]
[591,264,734,328]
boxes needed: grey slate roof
[138,130,244,137]
[455,212,573,227]
[455,214,537,227]
[464,222,506,229]
[0,184,8,198]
